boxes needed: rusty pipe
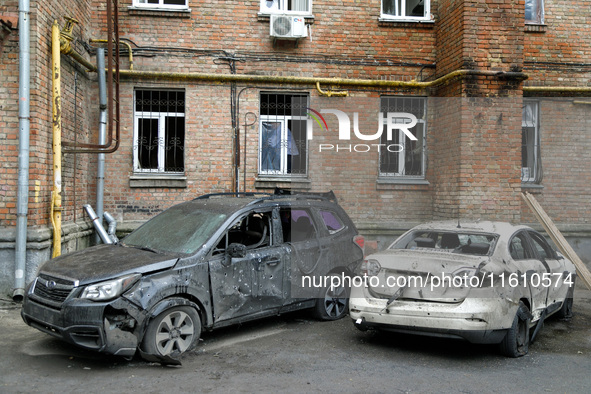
[115,68,528,89]
[90,38,133,70]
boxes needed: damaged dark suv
[21,191,364,362]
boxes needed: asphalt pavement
[1,284,590,393]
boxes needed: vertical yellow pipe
[51,21,62,258]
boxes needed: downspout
[95,48,107,244]
[51,21,63,258]
[14,0,31,301]
[83,205,113,245]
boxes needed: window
[259,93,308,176]
[282,208,317,242]
[522,101,541,183]
[133,89,185,174]
[381,0,430,21]
[528,231,556,261]
[510,232,531,260]
[260,0,311,14]
[379,96,426,177]
[525,0,544,24]
[133,0,189,10]
[319,210,345,234]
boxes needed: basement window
[132,0,189,10]
[381,0,431,21]
[379,96,427,179]
[525,0,544,25]
[259,93,308,177]
[521,101,541,184]
[260,0,311,14]
[133,89,185,175]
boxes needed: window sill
[129,174,187,188]
[521,183,544,192]
[378,18,435,28]
[127,6,192,18]
[377,177,430,190]
[524,24,547,33]
[257,13,315,24]
[254,176,311,190]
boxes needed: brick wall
[1,0,590,295]
[524,0,591,88]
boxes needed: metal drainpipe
[14,0,31,301]
[51,21,63,259]
[95,48,107,244]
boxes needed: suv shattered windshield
[391,230,498,256]
[122,205,227,255]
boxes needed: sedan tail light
[360,259,381,277]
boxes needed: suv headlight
[80,274,141,301]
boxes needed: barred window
[379,96,426,177]
[259,93,308,176]
[133,89,185,174]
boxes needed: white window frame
[132,0,189,11]
[133,91,185,174]
[525,0,544,25]
[379,97,427,178]
[521,101,541,183]
[259,116,307,176]
[381,0,431,22]
[260,0,312,15]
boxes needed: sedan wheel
[499,301,530,357]
[142,306,201,357]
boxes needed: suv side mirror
[227,243,247,259]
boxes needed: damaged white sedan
[349,221,577,357]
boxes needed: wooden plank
[521,192,591,290]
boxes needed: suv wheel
[313,273,350,321]
[142,305,201,357]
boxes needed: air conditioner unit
[270,14,307,39]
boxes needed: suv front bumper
[21,294,141,357]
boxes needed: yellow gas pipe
[51,21,63,258]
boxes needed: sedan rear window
[391,230,498,256]
[122,205,227,255]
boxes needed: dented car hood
[38,244,179,285]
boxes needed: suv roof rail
[194,192,271,200]
[193,190,338,204]
[272,188,338,203]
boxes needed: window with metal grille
[379,96,426,177]
[259,93,308,176]
[381,0,431,21]
[522,101,541,183]
[133,89,185,174]
[260,0,311,14]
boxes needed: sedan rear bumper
[349,287,517,344]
